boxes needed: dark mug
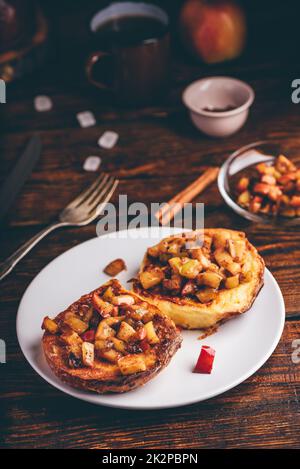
[86,2,170,106]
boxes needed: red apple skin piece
[140,339,151,352]
[193,345,216,373]
[81,329,96,342]
[179,0,246,64]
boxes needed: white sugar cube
[83,156,102,172]
[77,111,96,128]
[98,131,119,149]
[34,95,53,112]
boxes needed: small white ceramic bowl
[182,76,255,138]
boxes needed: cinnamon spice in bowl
[182,76,254,138]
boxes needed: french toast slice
[133,229,264,329]
[42,279,182,393]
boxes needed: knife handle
[0,221,67,281]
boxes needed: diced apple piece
[224,275,240,289]
[202,235,212,252]
[261,174,276,185]
[82,342,94,367]
[196,288,217,303]
[193,345,215,374]
[94,339,113,352]
[260,203,271,214]
[104,316,125,326]
[240,270,252,283]
[81,329,96,343]
[290,195,300,207]
[158,240,170,253]
[99,348,122,364]
[253,183,270,196]
[196,272,223,289]
[144,321,159,344]
[103,258,126,277]
[64,315,88,334]
[112,295,135,306]
[189,248,211,269]
[60,330,82,346]
[213,231,231,249]
[236,177,249,193]
[111,337,127,353]
[168,257,182,273]
[159,252,172,264]
[132,327,147,342]
[206,263,220,273]
[118,354,146,375]
[227,239,246,262]
[139,267,164,289]
[276,154,296,174]
[140,339,151,353]
[268,186,282,202]
[147,244,160,258]
[102,286,115,302]
[141,310,155,324]
[92,293,115,317]
[95,320,116,340]
[237,190,251,208]
[42,316,59,334]
[214,249,241,275]
[167,242,182,255]
[79,304,94,323]
[249,196,262,213]
[179,259,202,279]
[117,321,136,342]
[60,331,82,358]
[213,248,230,266]
[278,172,296,185]
[280,208,296,217]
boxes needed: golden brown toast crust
[42,281,182,393]
[133,229,265,329]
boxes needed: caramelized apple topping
[42,317,59,334]
[139,266,165,289]
[82,342,94,367]
[137,232,253,303]
[235,154,300,218]
[41,281,162,374]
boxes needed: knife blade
[0,134,42,221]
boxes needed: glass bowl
[218,140,300,225]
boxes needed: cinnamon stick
[155,167,219,225]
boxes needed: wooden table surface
[1,1,300,449]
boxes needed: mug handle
[85,51,112,90]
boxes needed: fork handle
[0,221,67,281]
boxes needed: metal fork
[0,173,119,281]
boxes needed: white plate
[17,227,285,409]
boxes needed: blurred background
[0,0,299,108]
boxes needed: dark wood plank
[1,321,299,449]
[1,0,300,450]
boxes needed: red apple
[179,0,246,64]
